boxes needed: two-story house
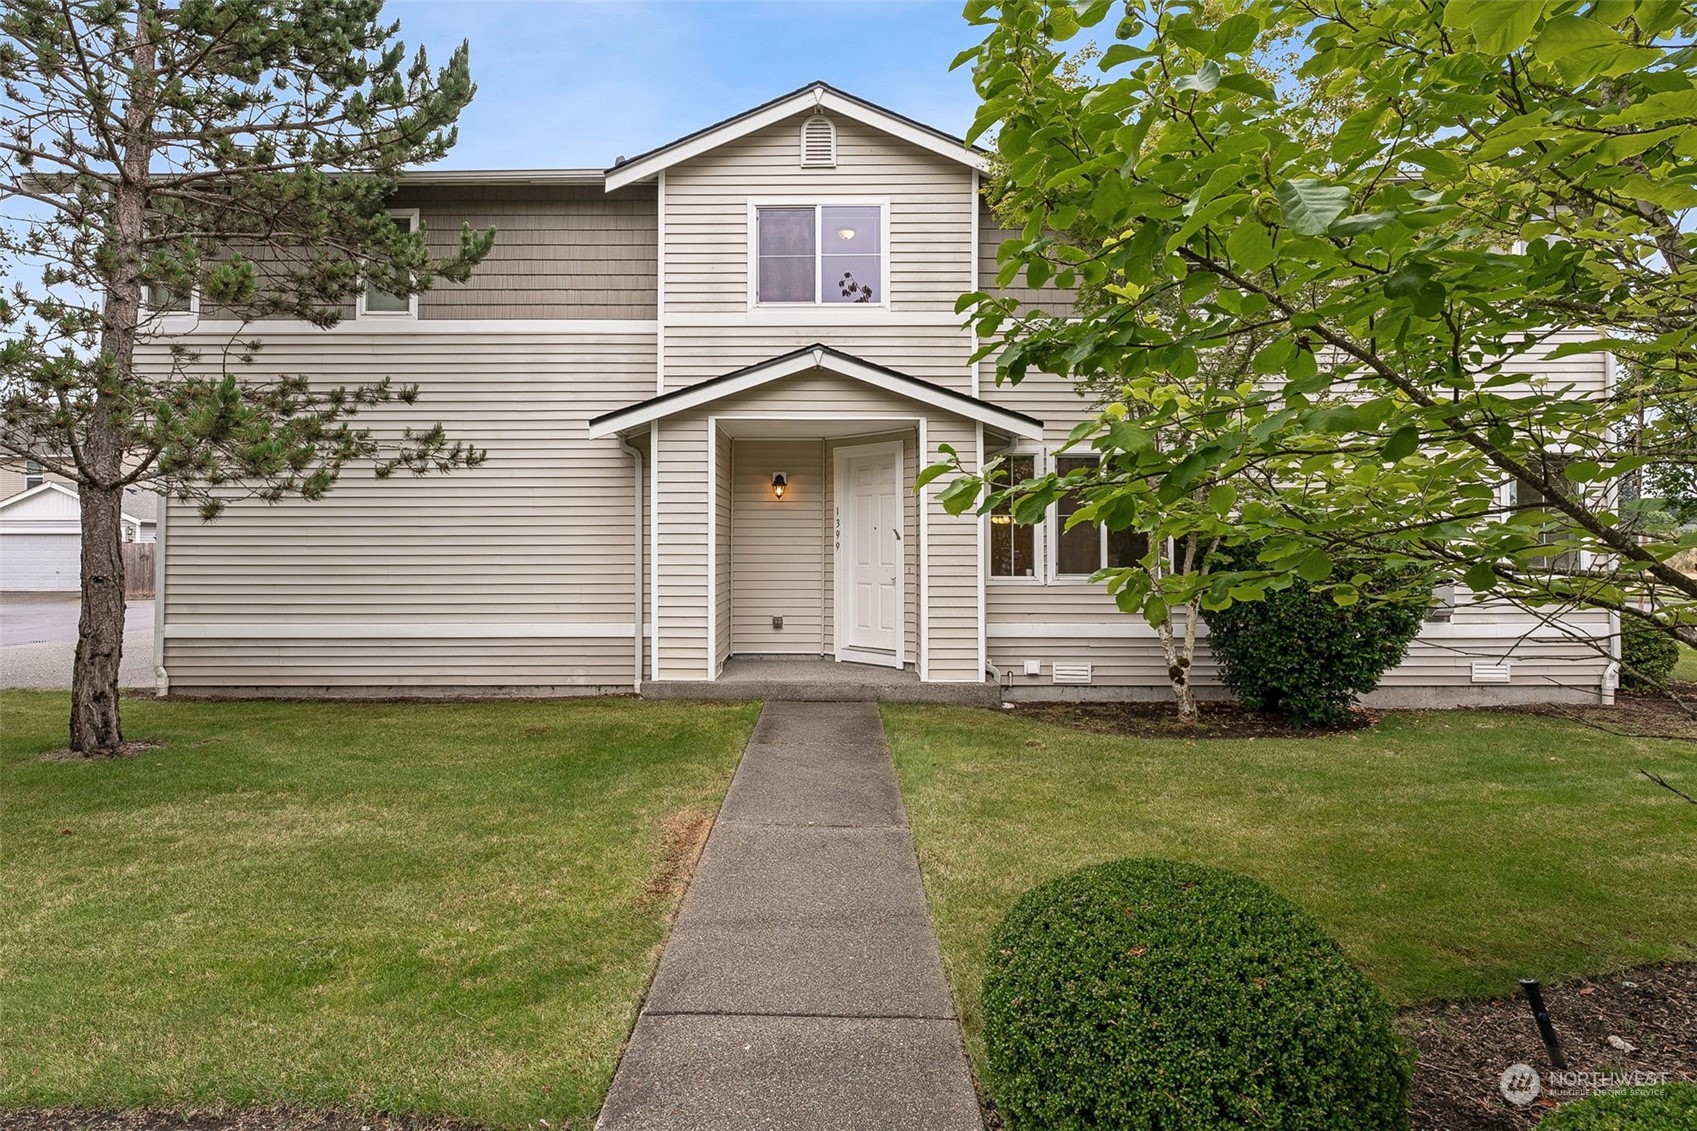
[138,83,1618,704]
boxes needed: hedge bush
[1620,617,1681,690]
[982,858,1410,1130]
[1539,1083,1697,1130]
[1202,546,1428,727]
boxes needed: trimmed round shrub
[982,858,1410,1130]
[1202,546,1429,727]
[1539,1083,1697,1129]
[1620,617,1680,690]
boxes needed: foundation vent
[800,114,837,167]
[1052,662,1094,685]
[1470,662,1512,684]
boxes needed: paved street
[0,593,156,689]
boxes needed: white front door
[834,441,903,668]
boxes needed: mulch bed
[1400,963,1697,1129]
[1492,681,1697,743]
[1008,698,1376,739]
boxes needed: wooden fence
[124,542,156,598]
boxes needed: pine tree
[0,1,496,754]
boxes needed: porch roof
[586,344,1045,440]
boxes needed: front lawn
[883,706,1697,1069]
[0,693,757,1128]
[1677,642,1697,682]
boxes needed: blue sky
[387,0,984,169]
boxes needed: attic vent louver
[800,113,836,168]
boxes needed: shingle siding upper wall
[398,185,657,320]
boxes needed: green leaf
[937,476,980,515]
[1227,219,1277,272]
[1534,14,1623,62]
[1296,551,1333,583]
[1447,0,1544,54]
[1383,425,1421,462]
[1215,13,1261,54]
[1207,483,1237,515]
[914,462,954,490]
[1464,561,1498,592]
[1329,211,1398,236]
[1275,179,1352,236]
[1173,60,1221,94]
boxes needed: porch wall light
[771,471,788,499]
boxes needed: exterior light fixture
[836,228,856,241]
[771,472,787,499]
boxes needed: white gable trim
[588,346,1043,440]
[0,480,144,530]
[606,84,988,191]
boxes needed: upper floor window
[24,459,43,488]
[143,284,193,313]
[755,203,882,305]
[360,209,419,317]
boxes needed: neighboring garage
[0,483,152,592]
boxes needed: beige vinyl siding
[662,324,972,391]
[923,418,982,680]
[398,185,657,320]
[978,200,1079,316]
[979,367,1096,443]
[663,112,975,316]
[143,329,654,692]
[730,438,828,654]
[653,415,712,679]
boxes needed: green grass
[0,693,758,1128]
[883,705,1697,1070]
[1676,643,1697,682]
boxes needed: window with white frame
[1052,455,1149,578]
[361,209,419,316]
[1509,473,1580,572]
[24,459,43,488]
[755,204,882,304]
[989,454,1037,578]
[142,284,193,313]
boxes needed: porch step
[641,678,999,706]
[642,657,1001,706]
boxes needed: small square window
[755,204,882,305]
[24,459,43,488]
[143,285,192,313]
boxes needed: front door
[834,440,903,668]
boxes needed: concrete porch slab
[642,658,1000,706]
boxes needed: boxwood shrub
[1620,616,1681,690]
[982,858,1409,1130]
[1540,1083,1697,1129]
[1202,545,1429,727]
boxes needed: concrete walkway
[596,701,982,1131]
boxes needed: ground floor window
[988,451,1152,581]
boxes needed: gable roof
[604,82,989,191]
[0,481,146,527]
[587,344,1043,440]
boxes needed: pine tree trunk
[70,482,127,754]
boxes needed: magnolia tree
[939,0,1697,693]
[0,0,496,754]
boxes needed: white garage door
[1,533,81,591]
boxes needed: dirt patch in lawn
[1006,698,1374,739]
[1400,963,1697,1129]
[639,805,713,909]
[0,1108,483,1131]
[36,740,160,762]
[1492,682,1697,744]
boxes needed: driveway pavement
[596,700,982,1131]
[0,593,155,689]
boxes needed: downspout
[618,435,645,694]
[153,488,168,696]
[984,435,1021,694]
